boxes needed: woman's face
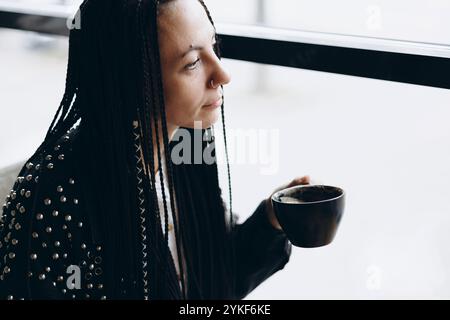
[157,0,231,130]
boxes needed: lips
[204,97,222,108]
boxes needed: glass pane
[208,0,450,45]
[214,58,450,299]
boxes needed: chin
[183,110,220,129]
[201,112,220,128]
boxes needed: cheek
[163,74,206,124]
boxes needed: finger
[287,176,309,187]
[293,175,310,185]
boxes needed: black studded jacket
[0,126,292,300]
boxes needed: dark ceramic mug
[271,185,345,248]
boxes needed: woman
[0,0,310,300]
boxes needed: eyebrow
[180,30,217,59]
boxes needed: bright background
[1,0,450,299]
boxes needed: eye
[186,58,201,70]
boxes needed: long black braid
[32,7,82,160]
[154,0,236,299]
[152,1,188,298]
[138,0,188,298]
[197,0,236,296]
[197,0,233,232]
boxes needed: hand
[265,175,311,230]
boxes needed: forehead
[157,0,214,58]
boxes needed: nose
[211,58,231,87]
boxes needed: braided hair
[30,0,235,299]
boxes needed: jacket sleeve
[232,199,292,299]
